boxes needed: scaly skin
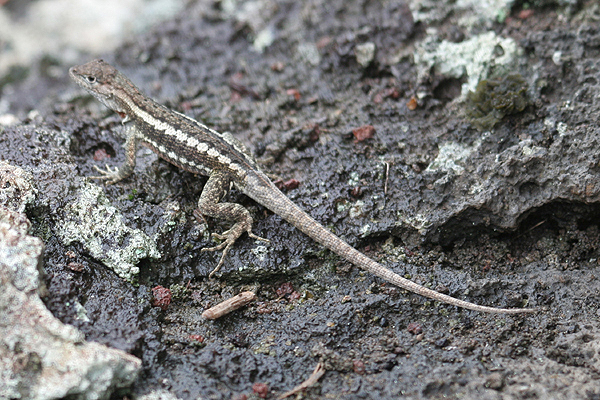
[70,59,536,314]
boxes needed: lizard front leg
[92,124,138,184]
[197,170,269,278]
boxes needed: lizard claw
[202,230,269,278]
[91,164,122,184]
[202,238,233,278]
[247,231,270,244]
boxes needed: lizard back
[71,59,259,182]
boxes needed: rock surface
[0,163,141,399]
[2,0,600,399]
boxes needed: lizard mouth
[69,67,87,88]
[68,67,77,80]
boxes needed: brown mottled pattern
[70,59,535,314]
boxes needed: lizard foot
[202,226,270,278]
[91,164,124,185]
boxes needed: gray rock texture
[0,163,141,399]
[2,0,600,399]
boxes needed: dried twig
[514,220,546,240]
[201,291,257,319]
[383,161,390,195]
[277,363,326,399]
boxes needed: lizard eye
[86,75,97,83]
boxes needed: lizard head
[69,59,129,118]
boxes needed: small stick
[383,161,390,195]
[277,363,325,399]
[202,291,257,319]
[514,220,546,239]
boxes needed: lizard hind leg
[197,171,269,278]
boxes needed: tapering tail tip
[482,306,539,314]
[438,298,538,314]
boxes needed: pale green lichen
[56,182,160,281]
[426,140,482,175]
[397,211,434,235]
[0,161,37,213]
[410,0,515,27]
[415,31,522,100]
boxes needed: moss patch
[466,74,529,131]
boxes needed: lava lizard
[70,59,534,314]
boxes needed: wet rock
[55,182,161,281]
[0,163,141,399]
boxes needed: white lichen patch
[355,42,376,67]
[359,223,372,238]
[74,300,90,322]
[347,171,361,187]
[410,0,514,26]
[426,141,482,175]
[397,212,433,235]
[348,200,366,219]
[456,0,515,25]
[297,42,322,66]
[56,182,161,281]
[250,244,269,263]
[415,31,521,100]
[1,206,141,399]
[136,390,182,400]
[0,161,37,213]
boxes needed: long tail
[245,182,535,314]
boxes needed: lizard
[69,59,535,314]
